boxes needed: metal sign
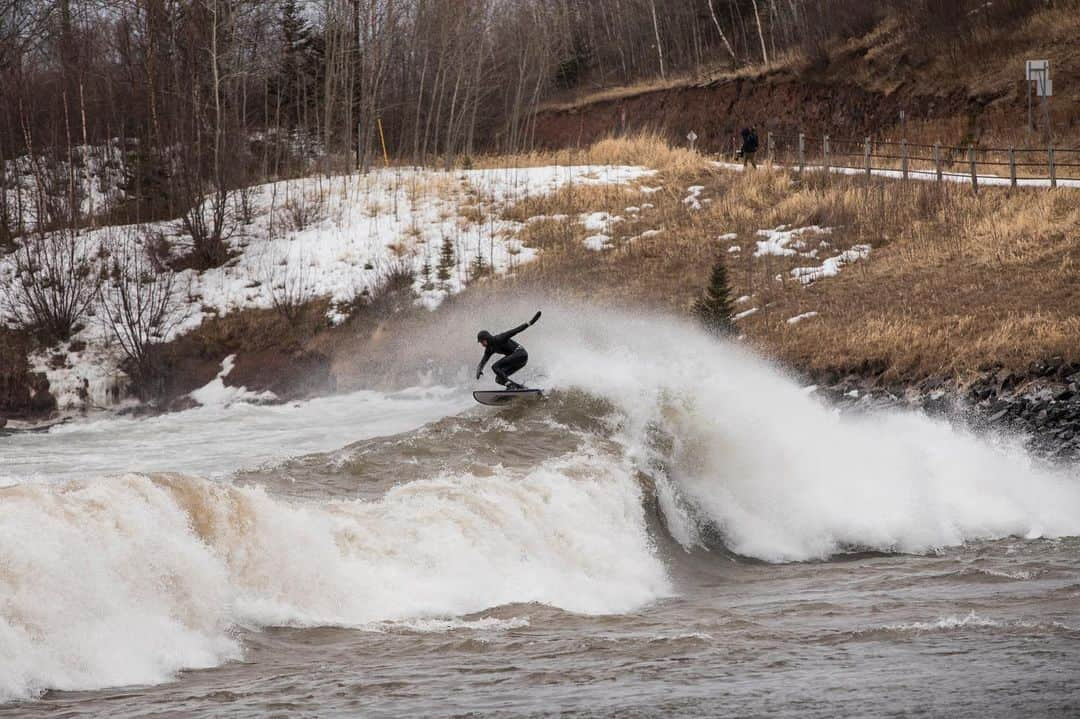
[1027,59,1052,97]
[686,130,698,143]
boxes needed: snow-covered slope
[2,164,653,412]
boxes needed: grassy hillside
[416,136,1080,384]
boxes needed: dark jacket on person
[740,128,759,155]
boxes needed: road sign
[1026,60,1051,97]
[687,131,698,143]
[1025,60,1053,141]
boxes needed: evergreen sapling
[694,256,735,336]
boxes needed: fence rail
[755,132,1079,189]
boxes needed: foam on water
[0,453,668,701]
[0,386,469,484]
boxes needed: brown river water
[2,310,1079,717]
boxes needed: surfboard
[472,388,543,406]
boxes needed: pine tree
[421,253,434,291]
[694,257,735,336]
[436,236,455,283]
[471,247,487,277]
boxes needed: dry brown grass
[472,135,1080,380]
[712,171,1080,379]
[471,132,709,178]
[535,53,798,113]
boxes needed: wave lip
[0,451,669,701]
[535,307,1080,562]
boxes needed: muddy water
[3,310,1080,717]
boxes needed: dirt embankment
[534,74,972,155]
[532,9,1080,154]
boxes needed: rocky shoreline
[809,359,1080,462]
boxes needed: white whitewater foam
[0,386,469,484]
[527,308,1080,562]
[0,454,669,701]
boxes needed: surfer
[476,311,541,390]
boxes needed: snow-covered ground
[1,164,653,413]
[1,142,129,232]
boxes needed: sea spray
[533,307,1080,562]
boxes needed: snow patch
[733,307,759,321]
[189,355,278,407]
[753,225,833,258]
[683,185,705,210]
[584,234,613,251]
[787,311,819,325]
[791,245,871,284]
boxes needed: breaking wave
[0,455,667,700]
[3,303,1079,701]
[535,308,1080,562]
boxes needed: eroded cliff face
[532,73,984,155]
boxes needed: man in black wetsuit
[476,311,541,390]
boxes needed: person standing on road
[738,127,759,169]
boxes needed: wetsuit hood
[477,330,493,342]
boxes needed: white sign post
[1026,60,1052,141]
[686,130,698,151]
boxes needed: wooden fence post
[823,135,830,174]
[864,137,871,177]
[1009,148,1017,188]
[767,131,773,165]
[901,139,908,181]
[934,142,942,182]
[1049,144,1057,188]
[969,145,978,193]
[798,133,805,174]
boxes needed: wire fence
[750,132,1079,189]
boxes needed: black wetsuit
[477,324,530,387]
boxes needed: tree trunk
[751,0,769,66]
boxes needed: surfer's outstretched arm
[500,311,542,340]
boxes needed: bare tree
[707,0,738,62]
[98,227,186,391]
[751,0,770,66]
[649,0,665,79]
[3,227,98,342]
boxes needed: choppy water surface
[2,310,1079,717]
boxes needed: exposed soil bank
[535,75,971,155]
[532,21,1080,155]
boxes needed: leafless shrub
[178,180,235,269]
[3,227,99,343]
[266,249,319,324]
[234,183,260,225]
[376,258,417,297]
[282,182,326,232]
[97,227,188,393]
